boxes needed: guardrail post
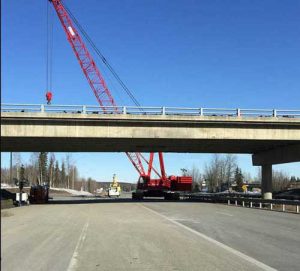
[41,104,44,113]
[123,106,126,115]
[273,109,277,117]
[82,105,86,114]
[162,107,166,115]
[282,204,285,212]
[250,202,253,208]
[237,108,241,117]
[200,108,203,116]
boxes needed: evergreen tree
[38,152,48,184]
[20,164,25,181]
[87,177,92,193]
[290,176,296,182]
[234,167,244,192]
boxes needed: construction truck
[29,185,49,204]
[107,174,121,198]
[132,174,192,200]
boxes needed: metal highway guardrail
[1,104,300,118]
[186,193,300,214]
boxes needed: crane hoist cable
[49,0,168,181]
[63,2,142,108]
[46,1,53,93]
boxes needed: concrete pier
[261,164,273,199]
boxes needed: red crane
[49,0,192,199]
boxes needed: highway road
[1,201,299,271]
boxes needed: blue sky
[2,0,299,182]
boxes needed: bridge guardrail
[187,193,300,213]
[1,104,300,118]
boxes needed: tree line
[184,154,299,192]
[1,153,99,193]
[1,153,298,193]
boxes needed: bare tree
[54,161,60,188]
[180,168,188,176]
[48,153,55,188]
[27,153,39,185]
[187,165,202,191]
[272,170,290,192]
[70,165,79,190]
[13,153,22,179]
[65,153,72,189]
[204,154,222,192]
[61,160,66,188]
[203,154,237,192]
[224,154,237,188]
[243,172,253,183]
[1,167,10,184]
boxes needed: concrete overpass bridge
[1,104,300,198]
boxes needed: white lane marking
[216,211,234,217]
[140,204,277,271]
[67,221,89,271]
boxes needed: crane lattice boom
[50,0,164,179]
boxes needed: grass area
[1,199,14,210]
[1,210,14,217]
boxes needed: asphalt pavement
[1,200,299,271]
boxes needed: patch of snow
[1,183,18,188]
[51,187,93,196]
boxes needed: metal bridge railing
[186,193,300,214]
[1,104,300,118]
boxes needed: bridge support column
[261,164,272,199]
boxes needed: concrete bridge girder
[1,112,300,153]
[2,112,300,200]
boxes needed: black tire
[164,193,171,200]
[164,192,180,200]
[173,193,180,201]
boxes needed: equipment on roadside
[16,193,29,205]
[29,185,49,204]
[14,166,30,206]
[49,0,192,200]
[107,174,121,198]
